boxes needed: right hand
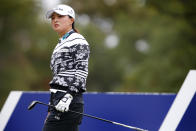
[55,93,73,112]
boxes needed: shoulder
[66,33,89,46]
[70,32,85,39]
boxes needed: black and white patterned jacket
[49,30,90,94]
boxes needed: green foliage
[1,0,196,109]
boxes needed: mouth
[54,23,60,28]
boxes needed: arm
[68,43,90,94]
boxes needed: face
[51,13,74,37]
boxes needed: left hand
[55,93,73,112]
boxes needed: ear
[70,18,74,24]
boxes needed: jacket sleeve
[68,43,90,94]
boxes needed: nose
[54,17,58,23]
[52,16,58,23]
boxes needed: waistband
[50,84,84,104]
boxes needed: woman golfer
[43,4,90,131]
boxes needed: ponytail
[68,15,79,33]
[72,22,79,33]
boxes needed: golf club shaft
[32,101,148,131]
[68,110,146,131]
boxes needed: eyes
[51,14,64,20]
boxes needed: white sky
[41,0,61,10]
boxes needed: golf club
[28,100,148,131]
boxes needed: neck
[59,27,72,38]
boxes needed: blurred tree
[119,0,196,92]
[0,0,56,109]
[0,0,38,108]
[1,0,196,110]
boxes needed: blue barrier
[1,91,196,131]
[2,92,174,131]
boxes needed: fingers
[55,102,68,112]
[55,93,73,112]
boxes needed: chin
[53,28,61,33]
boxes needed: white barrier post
[159,70,196,131]
[0,91,22,131]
